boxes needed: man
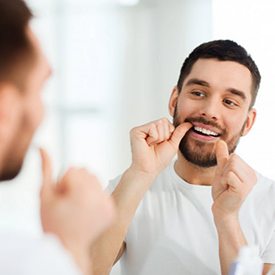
[91,40,275,275]
[0,0,114,274]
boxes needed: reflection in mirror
[0,1,274,275]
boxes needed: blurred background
[0,0,274,274]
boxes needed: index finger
[39,147,53,193]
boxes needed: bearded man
[91,40,275,275]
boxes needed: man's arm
[91,118,192,275]
[214,213,247,275]
[263,264,274,275]
[212,140,257,275]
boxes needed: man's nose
[199,98,220,121]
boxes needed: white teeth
[194,126,219,137]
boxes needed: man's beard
[173,108,245,168]
[0,152,24,181]
[0,115,31,181]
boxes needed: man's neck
[174,153,217,186]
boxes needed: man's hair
[176,40,261,107]
[0,0,34,88]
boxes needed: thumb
[215,140,229,170]
[215,140,229,183]
[212,140,229,195]
[169,122,192,149]
[39,148,54,196]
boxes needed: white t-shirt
[109,160,275,275]
[0,231,81,275]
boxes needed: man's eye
[223,98,238,107]
[191,90,205,97]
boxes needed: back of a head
[176,40,261,107]
[0,0,34,88]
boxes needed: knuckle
[156,120,163,126]
[226,162,234,172]
[162,117,169,123]
[88,175,101,187]
[130,127,137,135]
[230,153,238,161]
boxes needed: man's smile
[187,122,223,142]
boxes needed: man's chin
[179,140,217,167]
[182,152,217,168]
[0,165,23,182]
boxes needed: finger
[58,168,102,193]
[39,148,54,195]
[212,165,228,189]
[215,140,229,168]
[57,167,84,192]
[154,119,171,143]
[155,119,165,142]
[223,154,257,188]
[146,124,159,145]
[163,119,172,140]
[169,123,175,133]
[169,122,192,149]
[147,119,170,145]
[227,170,242,192]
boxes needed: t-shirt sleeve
[262,230,275,264]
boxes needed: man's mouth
[184,117,224,139]
[192,126,220,137]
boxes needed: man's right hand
[39,148,115,275]
[90,119,192,275]
[129,118,192,177]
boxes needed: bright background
[0,0,274,274]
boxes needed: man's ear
[241,108,257,136]
[169,87,179,116]
[0,83,21,140]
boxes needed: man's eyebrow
[227,88,247,101]
[185,78,210,87]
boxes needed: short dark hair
[0,0,34,89]
[176,40,261,107]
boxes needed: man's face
[170,58,256,168]
[0,28,51,180]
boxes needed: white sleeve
[0,232,82,275]
[262,230,275,264]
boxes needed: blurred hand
[212,140,257,218]
[39,148,115,274]
[129,118,192,176]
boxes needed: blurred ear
[241,107,257,136]
[169,87,179,116]
[0,83,21,142]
